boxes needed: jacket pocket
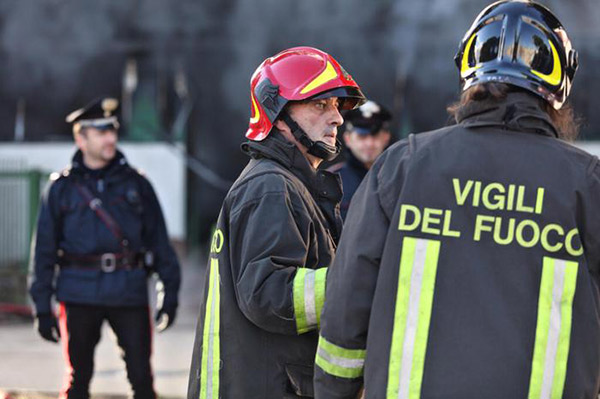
[284,363,314,398]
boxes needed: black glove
[35,313,61,343]
[155,304,177,332]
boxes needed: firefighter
[29,97,181,399]
[187,47,365,399]
[314,2,597,398]
[328,100,392,219]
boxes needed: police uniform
[29,98,181,399]
[315,2,597,398]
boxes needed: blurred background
[0,0,598,396]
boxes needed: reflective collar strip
[294,267,327,334]
[199,258,221,399]
[528,257,578,399]
[387,237,441,399]
[316,335,366,379]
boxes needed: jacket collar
[70,149,129,180]
[241,130,343,241]
[242,130,323,192]
[344,149,369,175]
[456,92,558,138]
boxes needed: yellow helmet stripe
[250,93,260,124]
[300,61,338,95]
[460,33,482,78]
[531,40,562,86]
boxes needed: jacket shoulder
[47,165,74,189]
[226,160,305,210]
[552,140,600,175]
[120,164,154,189]
[235,159,301,192]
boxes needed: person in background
[29,97,181,399]
[328,100,392,219]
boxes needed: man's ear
[73,128,86,150]
[274,119,288,132]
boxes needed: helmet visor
[310,87,367,110]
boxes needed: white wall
[0,142,185,240]
[578,142,600,157]
[3,140,600,242]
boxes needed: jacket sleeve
[140,177,181,309]
[315,143,408,399]
[28,180,61,315]
[228,185,327,336]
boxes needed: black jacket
[329,151,369,220]
[29,150,180,314]
[188,131,343,399]
[315,93,600,399]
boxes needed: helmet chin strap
[279,111,341,162]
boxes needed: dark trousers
[57,303,156,399]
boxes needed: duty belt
[59,252,145,273]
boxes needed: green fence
[0,170,47,305]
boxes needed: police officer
[315,2,597,398]
[187,47,365,399]
[328,100,392,219]
[29,97,181,399]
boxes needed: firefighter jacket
[187,131,343,399]
[315,92,600,399]
[29,150,181,315]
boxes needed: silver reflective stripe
[207,263,218,399]
[316,346,365,370]
[398,239,428,399]
[540,259,567,399]
[200,259,219,399]
[304,270,317,327]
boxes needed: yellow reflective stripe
[300,61,338,95]
[294,268,309,333]
[316,335,366,379]
[531,41,562,86]
[199,258,221,399]
[460,33,482,78]
[249,93,260,124]
[528,257,578,399]
[294,267,327,334]
[387,237,440,399]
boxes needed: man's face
[343,129,391,166]
[286,97,344,148]
[76,127,118,166]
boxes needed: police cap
[343,100,391,135]
[66,97,120,130]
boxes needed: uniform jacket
[188,131,343,399]
[29,150,180,315]
[328,151,368,220]
[315,92,600,399]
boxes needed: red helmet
[246,46,366,141]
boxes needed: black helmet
[344,100,392,135]
[455,1,578,109]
